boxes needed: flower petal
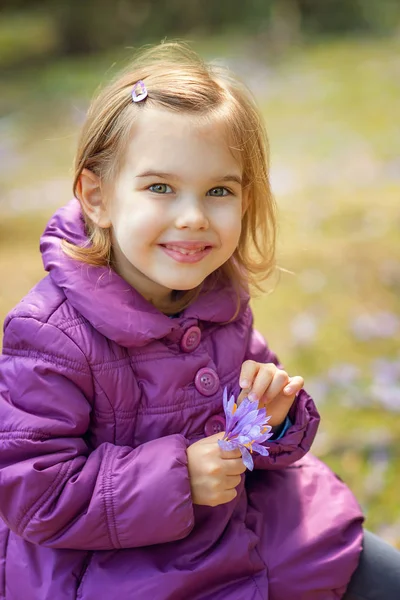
[234,396,253,419]
[230,409,259,436]
[237,434,252,445]
[220,388,272,464]
[218,439,239,452]
[258,432,273,444]
[252,443,270,456]
[223,387,228,412]
[225,394,239,432]
[240,446,254,471]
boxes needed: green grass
[1,34,399,546]
[0,11,59,68]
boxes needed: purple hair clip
[218,387,272,471]
[131,80,148,103]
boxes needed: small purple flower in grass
[218,388,273,471]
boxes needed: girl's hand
[237,360,304,427]
[187,433,246,507]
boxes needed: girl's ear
[76,168,112,228]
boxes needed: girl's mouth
[159,243,213,263]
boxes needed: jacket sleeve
[244,322,320,470]
[0,316,194,550]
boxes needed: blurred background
[1,0,399,546]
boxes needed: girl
[0,42,398,600]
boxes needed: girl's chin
[168,273,210,290]
[156,274,208,292]
[170,282,202,292]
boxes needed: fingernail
[284,385,293,395]
[240,379,250,388]
[248,392,258,402]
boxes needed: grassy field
[1,34,399,546]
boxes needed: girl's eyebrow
[136,170,242,185]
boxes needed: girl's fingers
[222,457,247,476]
[238,361,304,406]
[249,364,279,403]
[236,388,248,405]
[239,360,259,396]
[283,375,304,396]
[220,489,238,504]
[225,475,242,489]
[219,447,242,460]
[257,368,290,403]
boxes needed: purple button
[204,415,226,437]
[180,326,201,352]
[194,367,219,397]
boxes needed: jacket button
[204,415,226,436]
[194,367,219,396]
[180,325,201,352]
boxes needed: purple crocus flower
[218,388,273,471]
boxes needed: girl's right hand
[187,432,246,507]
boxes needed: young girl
[0,42,399,600]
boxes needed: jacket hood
[40,198,250,347]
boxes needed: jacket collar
[40,199,249,347]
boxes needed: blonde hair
[63,41,277,313]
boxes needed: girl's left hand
[237,360,304,427]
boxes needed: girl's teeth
[165,245,205,255]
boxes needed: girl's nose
[174,199,209,230]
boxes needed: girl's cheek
[211,203,241,225]
[220,209,242,236]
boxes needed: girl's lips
[159,243,213,264]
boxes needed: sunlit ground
[1,34,399,546]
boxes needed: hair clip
[132,80,148,103]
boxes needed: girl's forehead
[131,105,229,142]
[123,105,242,177]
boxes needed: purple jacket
[0,200,363,600]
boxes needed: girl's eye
[149,183,172,194]
[207,187,230,197]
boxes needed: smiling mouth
[159,243,213,263]
[160,244,210,256]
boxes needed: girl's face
[98,106,244,309]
